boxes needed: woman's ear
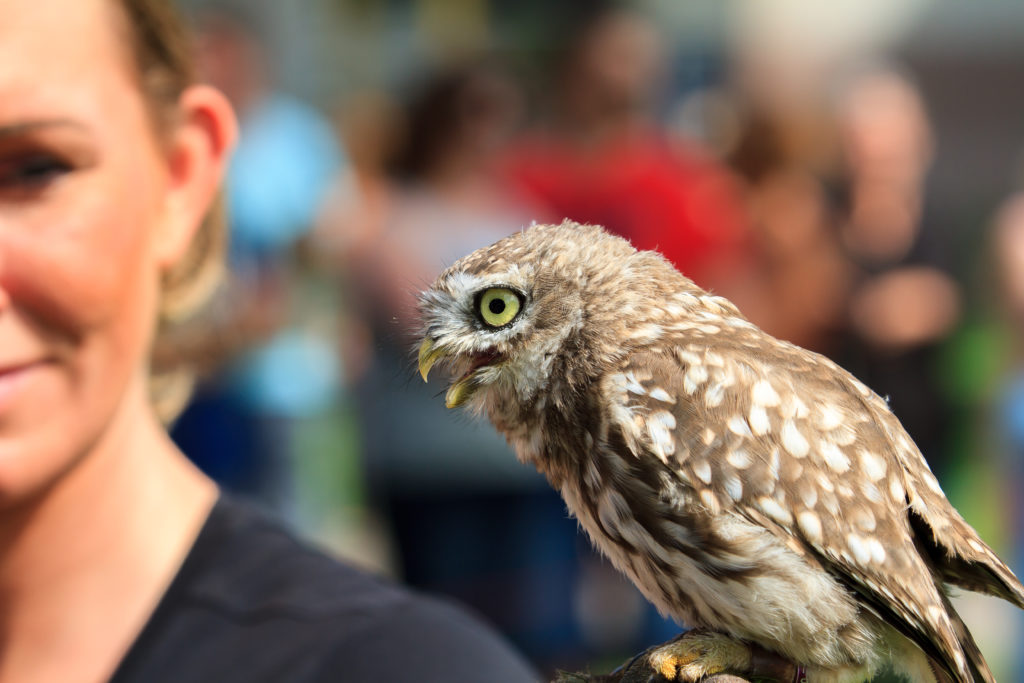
[153,84,237,269]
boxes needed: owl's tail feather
[941,541,1024,611]
[987,559,1024,611]
[909,506,1024,610]
[943,594,996,683]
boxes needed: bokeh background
[166,0,1024,678]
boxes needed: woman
[0,2,537,682]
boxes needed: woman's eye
[478,288,523,328]
[0,154,72,193]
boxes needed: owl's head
[417,221,681,418]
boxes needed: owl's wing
[848,372,1024,610]
[602,332,984,681]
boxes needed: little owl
[417,221,1024,683]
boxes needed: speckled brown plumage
[417,221,1024,683]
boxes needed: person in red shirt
[500,7,752,292]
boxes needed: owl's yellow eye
[478,288,522,328]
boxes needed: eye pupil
[489,299,506,315]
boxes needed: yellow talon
[647,631,752,682]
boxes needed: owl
[417,221,1024,683]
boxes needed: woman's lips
[0,361,45,412]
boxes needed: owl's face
[419,223,639,417]
[418,250,580,415]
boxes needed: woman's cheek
[0,190,157,339]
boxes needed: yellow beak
[443,378,478,410]
[418,337,481,409]
[418,337,445,383]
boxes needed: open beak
[418,337,493,409]
[418,337,445,383]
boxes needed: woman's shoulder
[177,495,403,617]
[111,495,539,683]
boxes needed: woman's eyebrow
[0,118,89,139]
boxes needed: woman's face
[0,0,182,503]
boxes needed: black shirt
[108,496,539,682]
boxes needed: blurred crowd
[165,0,1024,678]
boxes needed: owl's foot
[552,631,800,682]
[646,630,798,682]
[648,629,751,681]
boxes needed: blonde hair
[117,0,229,420]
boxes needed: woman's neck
[0,378,217,683]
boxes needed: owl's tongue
[461,349,502,379]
